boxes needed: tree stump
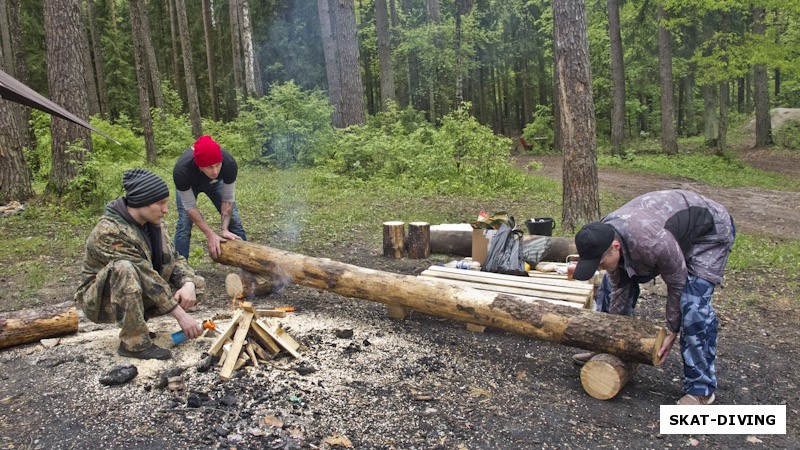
[580,353,639,400]
[407,222,430,259]
[0,301,79,350]
[382,221,405,259]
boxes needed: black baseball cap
[573,222,615,281]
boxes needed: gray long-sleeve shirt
[601,190,735,332]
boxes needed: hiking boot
[677,393,716,405]
[572,352,598,366]
[118,343,172,360]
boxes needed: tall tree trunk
[175,0,202,137]
[657,4,677,155]
[86,0,107,117]
[201,0,219,121]
[130,0,157,163]
[8,0,31,150]
[331,0,365,127]
[44,0,92,195]
[137,0,164,113]
[702,84,718,147]
[375,0,395,108]
[426,0,440,23]
[553,0,600,232]
[684,67,697,136]
[80,7,100,117]
[362,29,376,115]
[167,0,184,103]
[608,0,625,154]
[0,0,14,73]
[718,80,728,155]
[426,0,441,123]
[318,0,341,126]
[229,0,243,99]
[239,0,260,98]
[737,77,745,113]
[752,7,772,147]
[774,68,780,104]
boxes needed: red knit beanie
[193,135,223,167]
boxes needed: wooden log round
[407,222,430,259]
[0,301,79,350]
[580,353,639,400]
[214,240,667,365]
[382,221,405,259]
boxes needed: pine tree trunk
[331,0,365,127]
[137,0,164,113]
[684,68,697,136]
[718,80,728,155]
[201,0,219,121]
[0,97,34,203]
[318,0,341,126]
[80,7,100,117]
[702,83,718,147]
[752,7,772,147]
[229,0,243,100]
[608,0,625,153]
[375,0,395,108]
[553,0,600,232]
[657,3,677,155]
[130,0,157,163]
[175,0,203,137]
[44,0,92,195]
[0,0,12,72]
[167,0,185,102]
[239,0,260,98]
[86,0,107,117]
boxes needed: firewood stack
[207,301,301,381]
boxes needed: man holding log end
[570,190,735,405]
[74,169,205,360]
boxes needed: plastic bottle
[171,330,187,345]
[444,259,481,270]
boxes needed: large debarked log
[0,301,79,350]
[215,240,666,365]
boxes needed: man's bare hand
[206,233,225,259]
[656,330,678,366]
[170,305,203,340]
[173,281,197,311]
[221,230,243,241]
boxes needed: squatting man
[571,190,735,406]
[74,169,205,360]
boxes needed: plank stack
[207,301,301,381]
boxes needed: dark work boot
[118,343,172,360]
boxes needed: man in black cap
[75,169,205,360]
[571,190,735,405]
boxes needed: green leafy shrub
[774,120,800,150]
[521,105,555,154]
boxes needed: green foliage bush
[521,105,555,154]
[324,104,526,194]
[773,120,800,150]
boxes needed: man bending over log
[74,169,205,360]
[571,190,735,405]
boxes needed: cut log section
[580,353,640,400]
[407,222,430,259]
[0,301,79,350]
[382,221,405,259]
[214,240,667,365]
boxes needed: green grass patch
[597,153,800,191]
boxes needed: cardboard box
[471,229,491,265]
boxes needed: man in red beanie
[172,135,246,260]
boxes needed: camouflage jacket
[74,198,198,321]
[602,190,735,332]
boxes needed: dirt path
[516,151,800,240]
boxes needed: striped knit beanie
[122,169,170,207]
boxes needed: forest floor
[1,141,799,449]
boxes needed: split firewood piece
[248,340,270,362]
[580,353,639,400]
[256,309,287,318]
[245,343,259,368]
[249,320,281,354]
[208,309,243,357]
[256,318,301,358]
[225,272,245,310]
[219,309,255,381]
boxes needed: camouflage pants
[594,273,718,396]
[79,260,206,352]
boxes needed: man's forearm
[220,201,233,232]
[187,208,216,238]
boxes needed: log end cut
[580,353,639,400]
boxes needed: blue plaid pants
[595,274,718,396]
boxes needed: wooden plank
[245,343,259,368]
[425,265,594,291]
[250,319,281,354]
[419,272,592,304]
[208,309,243,356]
[219,310,254,381]
[256,318,301,358]
[256,309,287,318]
[417,276,586,309]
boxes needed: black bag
[481,220,528,276]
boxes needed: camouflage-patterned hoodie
[602,190,735,332]
[74,197,199,322]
